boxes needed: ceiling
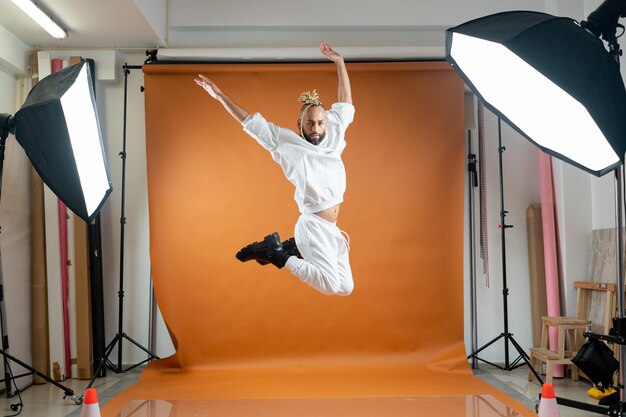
[0,0,164,49]
[0,0,555,58]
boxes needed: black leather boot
[268,250,290,269]
[236,232,282,264]
[255,237,302,265]
[281,237,302,258]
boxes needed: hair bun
[298,90,322,105]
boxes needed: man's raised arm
[195,74,250,124]
[320,42,352,104]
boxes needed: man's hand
[195,74,222,100]
[320,42,352,104]
[194,74,250,123]
[320,41,343,63]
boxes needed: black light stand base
[467,332,544,384]
[555,396,614,416]
[0,349,82,405]
[90,332,159,381]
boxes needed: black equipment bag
[572,338,619,389]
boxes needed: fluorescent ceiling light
[10,0,68,40]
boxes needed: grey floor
[473,365,608,416]
[0,363,610,416]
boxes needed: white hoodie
[242,102,355,214]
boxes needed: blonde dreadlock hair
[299,90,322,106]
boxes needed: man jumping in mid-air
[195,41,354,296]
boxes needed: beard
[303,131,327,146]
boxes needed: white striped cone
[537,384,561,417]
[80,388,101,417]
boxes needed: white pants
[285,213,353,296]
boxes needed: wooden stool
[528,316,589,384]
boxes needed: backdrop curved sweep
[101,61,535,417]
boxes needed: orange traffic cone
[537,384,561,417]
[80,388,101,417]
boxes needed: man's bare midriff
[315,204,340,223]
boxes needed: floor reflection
[114,395,522,417]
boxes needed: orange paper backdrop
[102,61,534,417]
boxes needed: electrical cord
[4,363,23,417]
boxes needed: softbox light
[1,60,112,222]
[445,10,626,177]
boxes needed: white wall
[591,175,615,230]
[0,59,34,388]
[590,32,626,232]
[553,161,593,316]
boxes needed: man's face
[298,106,327,145]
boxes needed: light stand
[578,5,626,414]
[545,4,626,414]
[466,117,543,383]
[616,166,625,411]
[467,129,478,370]
[446,2,626,415]
[0,58,112,410]
[87,63,158,391]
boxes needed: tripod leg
[507,335,543,384]
[467,333,505,359]
[87,334,122,389]
[0,349,81,404]
[119,333,160,372]
[122,333,160,360]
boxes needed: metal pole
[116,65,130,370]
[608,36,625,413]
[615,167,625,409]
[0,133,12,397]
[497,118,512,368]
[468,130,478,369]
